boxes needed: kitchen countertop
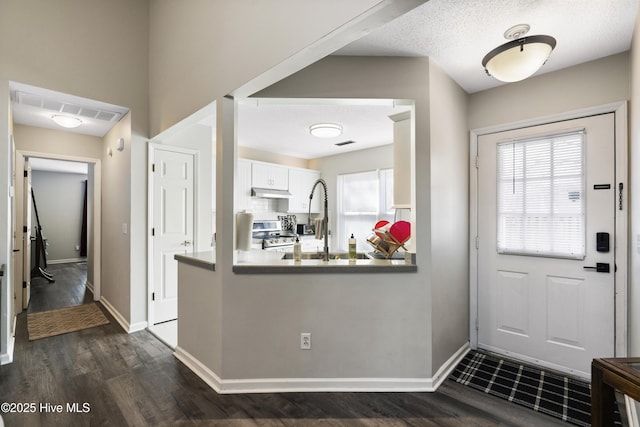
[233,249,417,274]
[174,251,216,271]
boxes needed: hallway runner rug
[449,350,623,427]
[27,303,109,341]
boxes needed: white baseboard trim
[174,346,223,393]
[48,258,87,265]
[174,342,470,395]
[430,341,471,390]
[85,280,94,294]
[0,335,15,365]
[99,296,147,333]
[129,321,148,333]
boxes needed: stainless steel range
[252,220,297,251]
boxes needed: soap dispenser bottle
[348,233,357,262]
[293,236,302,262]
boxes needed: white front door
[151,145,195,324]
[477,113,616,379]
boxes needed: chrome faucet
[308,179,329,261]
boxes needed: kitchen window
[337,169,394,251]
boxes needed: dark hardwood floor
[0,263,569,426]
[28,262,92,313]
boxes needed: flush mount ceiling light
[482,24,556,83]
[309,123,342,138]
[51,114,82,129]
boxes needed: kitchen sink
[281,252,370,260]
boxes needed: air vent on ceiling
[14,90,122,123]
[61,104,81,114]
[335,140,356,147]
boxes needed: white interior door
[151,145,195,324]
[22,158,32,310]
[13,151,24,316]
[477,113,616,379]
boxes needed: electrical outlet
[300,333,311,350]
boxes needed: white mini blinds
[496,130,585,259]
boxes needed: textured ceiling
[240,0,640,158]
[335,0,639,93]
[11,1,639,161]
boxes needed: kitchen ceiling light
[482,25,556,83]
[51,114,82,129]
[309,123,342,138]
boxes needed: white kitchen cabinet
[251,162,288,190]
[389,111,411,208]
[235,158,253,211]
[287,168,321,213]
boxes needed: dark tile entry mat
[449,350,622,426]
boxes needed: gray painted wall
[0,0,150,344]
[210,55,469,381]
[428,61,470,370]
[31,170,88,262]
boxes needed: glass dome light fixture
[309,123,343,138]
[51,114,83,129]
[482,24,556,83]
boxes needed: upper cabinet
[389,111,411,208]
[236,159,321,213]
[287,168,321,213]
[251,162,288,190]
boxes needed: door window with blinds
[496,130,585,259]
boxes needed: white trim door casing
[148,143,197,325]
[22,158,31,310]
[469,102,628,378]
[15,151,102,301]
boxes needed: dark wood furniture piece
[592,357,640,426]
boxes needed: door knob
[181,240,192,246]
[583,263,610,273]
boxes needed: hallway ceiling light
[51,114,83,129]
[309,123,342,138]
[482,24,556,83]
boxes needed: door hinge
[152,163,156,172]
[475,318,479,331]
[475,156,479,169]
[619,182,624,211]
[23,170,28,177]
[151,227,155,236]
[152,292,155,301]
[22,281,27,289]
[23,226,27,233]
[475,236,479,250]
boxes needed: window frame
[496,130,586,260]
[337,168,394,252]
